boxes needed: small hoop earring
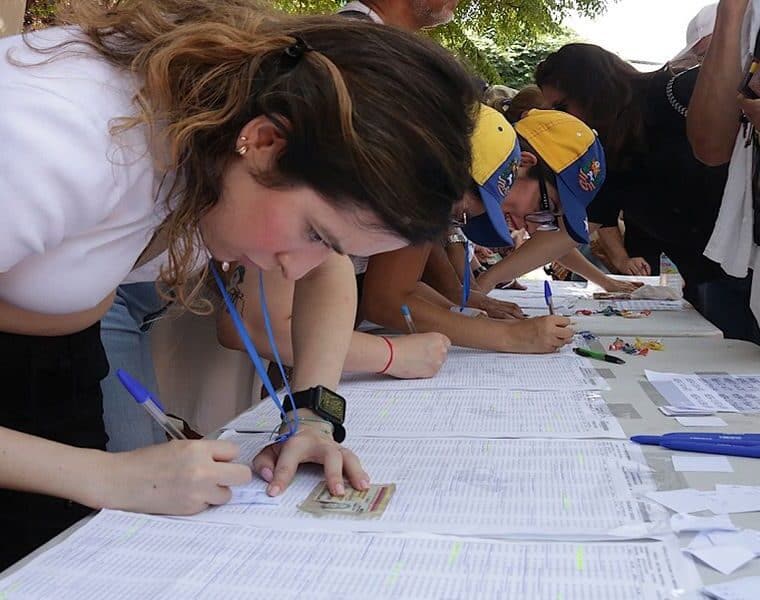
[221,261,231,273]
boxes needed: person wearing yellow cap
[474,109,642,295]
[227,105,574,360]
[360,105,574,353]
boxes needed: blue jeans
[101,282,169,451]
[697,272,760,345]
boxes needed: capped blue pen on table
[543,280,555,315]
[117,368,187,440]
[631,432,760,458]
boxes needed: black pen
[573,347,625,365]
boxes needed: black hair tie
[283,36,312,63]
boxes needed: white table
[591,336,760,585]
[568,299,722,338]
[4,336,760,592]
[490,276,723,338]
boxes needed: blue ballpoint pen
[117,368,187,440]
[401,304,418,334]
[661,432,760,442]
[632,434,760,447]
[659,439,760,458]
[544,280,555,315]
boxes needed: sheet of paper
[600,299,685,311]
[191,434,668,539]
[670,513,737,533]
[646,371,760,413]
[706,530,760,555]
[684,544,756,575]
[645,371,739,412]
[711,485,760,514]
[659,406,716,417]
[224,389,625,440]
[645,489,716,514]
[672,455,733,472]
[342,353,610,392]
[0,511,700,600]
[703,576,760,600]
[675,416,728,427]
[699,375,760,413]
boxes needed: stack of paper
[191,434,668,539]
[0,511,701,600]
[225,389,625,439]
[342,353,610,391]
[646,370,760,413]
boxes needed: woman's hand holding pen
[385,332,450,379]
[503,315,574,354]
[100,439,252,514]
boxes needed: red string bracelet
[377,336,394,374]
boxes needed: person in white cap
[670,3,718,72]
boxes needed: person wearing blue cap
[360,105,575,353]
[474,109,642,295]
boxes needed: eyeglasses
[524,173,560,232]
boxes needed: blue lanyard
[209,261,298,442]
[461,240,471,311]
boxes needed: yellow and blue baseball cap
[462,104,521,248]
[514,109,606,244]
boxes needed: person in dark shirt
[534,43,758,342]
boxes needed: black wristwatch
[284,386,346,443]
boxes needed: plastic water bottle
[659,253,683,290]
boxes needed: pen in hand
[401,304,417,334]
[117,368,187,440]
[544,280,555,316]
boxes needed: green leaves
[24,0,612,84]
[271,0,611,85]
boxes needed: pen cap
[116,369,167,411]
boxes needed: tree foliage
[24,0,611,83]
[473,29,580,88]
[272,1,610,83]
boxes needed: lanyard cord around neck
[209,261,298,442]
[461,240,471,312]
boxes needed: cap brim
[672,39,698,62]
[462,176,514,248]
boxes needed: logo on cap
[578,159,603,192]
[497,159,519,198]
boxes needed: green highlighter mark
[448,542,462,566]
[562,495,571,510]
[575,546,585,572]
[386,561,403,585]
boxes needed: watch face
[316,387,346,424]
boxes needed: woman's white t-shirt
[0,27,174,314]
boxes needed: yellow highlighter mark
[562,495,571,511]
[448,542,462,566]
[575,546,585,572]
